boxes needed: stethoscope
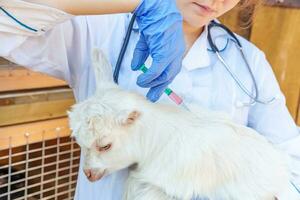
[0,6,276,106]
[207,20,276,106]
[114,14,276,107]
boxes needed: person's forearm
[25,0,141,15]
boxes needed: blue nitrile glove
[131,0,185,102]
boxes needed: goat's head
[68,48,143,182]
[68,94,142,182]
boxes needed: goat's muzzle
[83,168,106,182]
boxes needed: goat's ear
[91,48,115,92]
[118,110,141,126]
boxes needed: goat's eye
[97,144,112,152]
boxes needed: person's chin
[184,15,211,29]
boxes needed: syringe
[139,64,190,110]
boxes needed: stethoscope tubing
[0,6,38,32]
[208,20,276,106]
[113,13,137,84]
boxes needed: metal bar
[0,149,80,169]
[69,139,74,199]
[31,164,79,185]
[41,188,76,200]
[0,131,80,200]
[42,186,76,200]
[55,128,60,200]
[5,172,78,196]
[0,178,23,188]
[0,193,10,198]
[1,141,77,158]
[25,133,29,198]
[13,180,77,200]
[8,136,12,200]
[28,181,76,200]
[1,146,80,162]
[41,131,45,200]
[0,164,80,188]
[0,155,80,179]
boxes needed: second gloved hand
[131,0,185,102]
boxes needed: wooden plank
[0,118,71,149]
[0,66,67,92]
[0,57,10,65]
[250,6,300,120]
[0,88,74,105]
[265,0,300,8]
[0,99,75,126]
[0,89,75,126]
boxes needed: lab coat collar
[182,25,210,71]
[183,19,230,71]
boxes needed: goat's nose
[84,169,92,178]
[83,168,105,182]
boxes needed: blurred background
[0,1,299,199]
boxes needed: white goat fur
[68,48,295,200]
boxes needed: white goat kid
[68,48,295,200]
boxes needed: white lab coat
[0,1,299,199]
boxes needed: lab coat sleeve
[247,50,300,194]
[0,0,78,85]
[0,0,85,87]
[0,0,73,36]
[0,20,76,87]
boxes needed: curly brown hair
[236,0,263,28]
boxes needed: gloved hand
[131,0,185,102]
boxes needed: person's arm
[0,18,81,86]
[25,0,140,15]
[247,50,300,196]
[1,0,185,102]
[24,0,186,102]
